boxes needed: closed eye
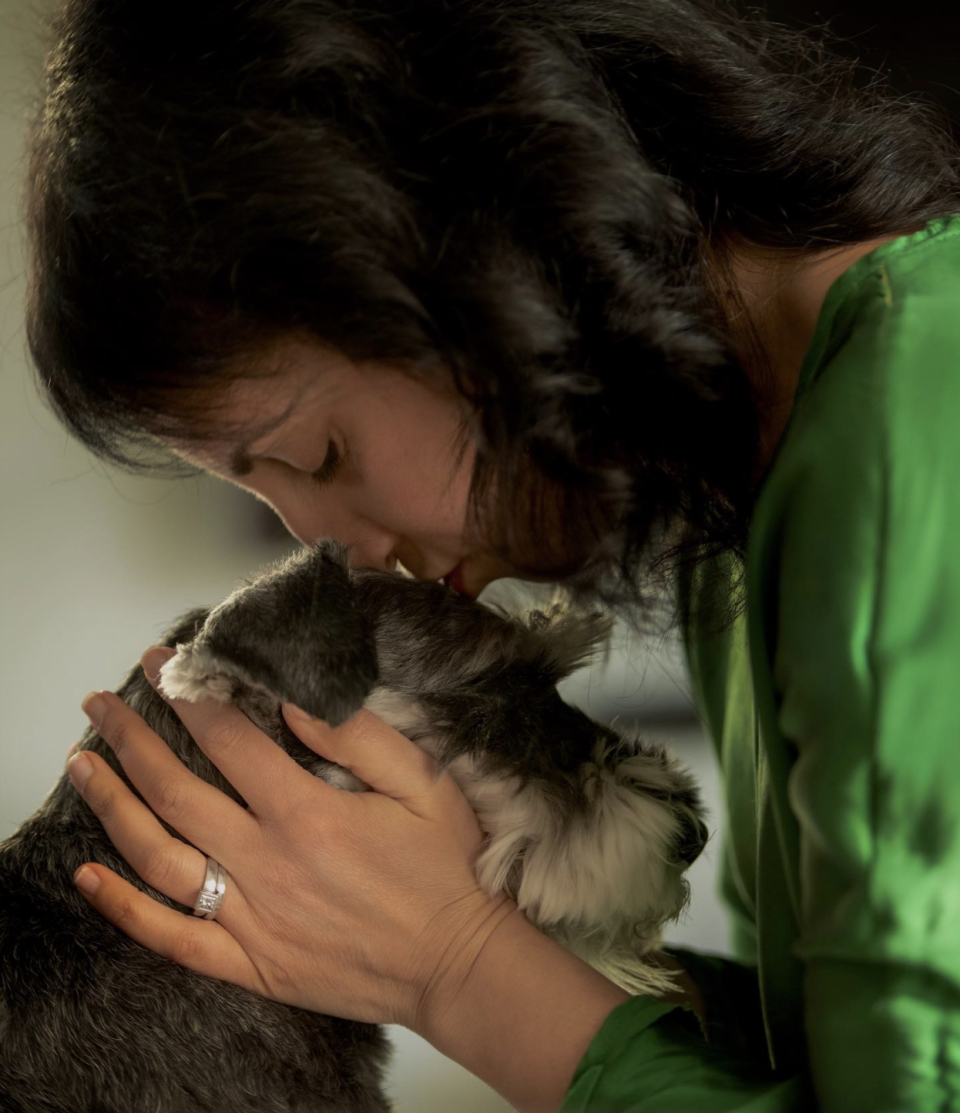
[310,441,344,490]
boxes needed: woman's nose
[339,537,399,573]
[236,469,399,572]
[285,513,399,572]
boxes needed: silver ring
[192,856,227,920]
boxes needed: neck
[713,227,923,477]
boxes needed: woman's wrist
[410,897,632,1113]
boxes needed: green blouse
[558,213,960,1112]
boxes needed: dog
[0,538,708,1112]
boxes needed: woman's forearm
[412,899,633,1113]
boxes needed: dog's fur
[0,539,707,1112]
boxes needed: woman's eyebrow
[224,396,303,478]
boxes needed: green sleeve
[757,284,960,1111]
[558,991,806,1111]
[558,950,811,1112]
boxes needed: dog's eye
[310,441,344,490]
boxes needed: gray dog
[0,539,707,1112]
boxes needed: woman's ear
[156,539,379,727]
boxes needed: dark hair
[26,0,960,635]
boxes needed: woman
[28,0,960,1109]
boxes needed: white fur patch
[360,687,683,996]
[319,765,369,793]
[157,644,237,704]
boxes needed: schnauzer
[0,538,707,1112]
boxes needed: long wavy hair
[25,0,960,635]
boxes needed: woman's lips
[442,562,473,599]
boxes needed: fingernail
[81,691,107,729]
[74,866,100,895]
[67,751,94,790]
[141,646,175,684]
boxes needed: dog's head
[158,540,378,725]
[158,538,616,727]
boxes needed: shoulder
[745,218,960,671]
[755,216,960,542]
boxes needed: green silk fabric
[560,214,960,1112]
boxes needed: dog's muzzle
[676,815,710,867]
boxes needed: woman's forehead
[164,382,300,461]
[163,344,354,468]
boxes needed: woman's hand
[66,645,517,1032]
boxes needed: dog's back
[0,609,394,1113]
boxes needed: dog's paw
[157,643,238,704]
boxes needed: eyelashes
[309,441,344,490]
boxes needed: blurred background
[0,0,955,1109]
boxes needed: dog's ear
[482,602,614,682]
[478,580,615,682]
[529,606,615,680]
[158,539,378,726]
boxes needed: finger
[141,647,326,818]
[282,705,459,817]
[68,748,224,912]
[82,689,259,857]
[72,862,265,996]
